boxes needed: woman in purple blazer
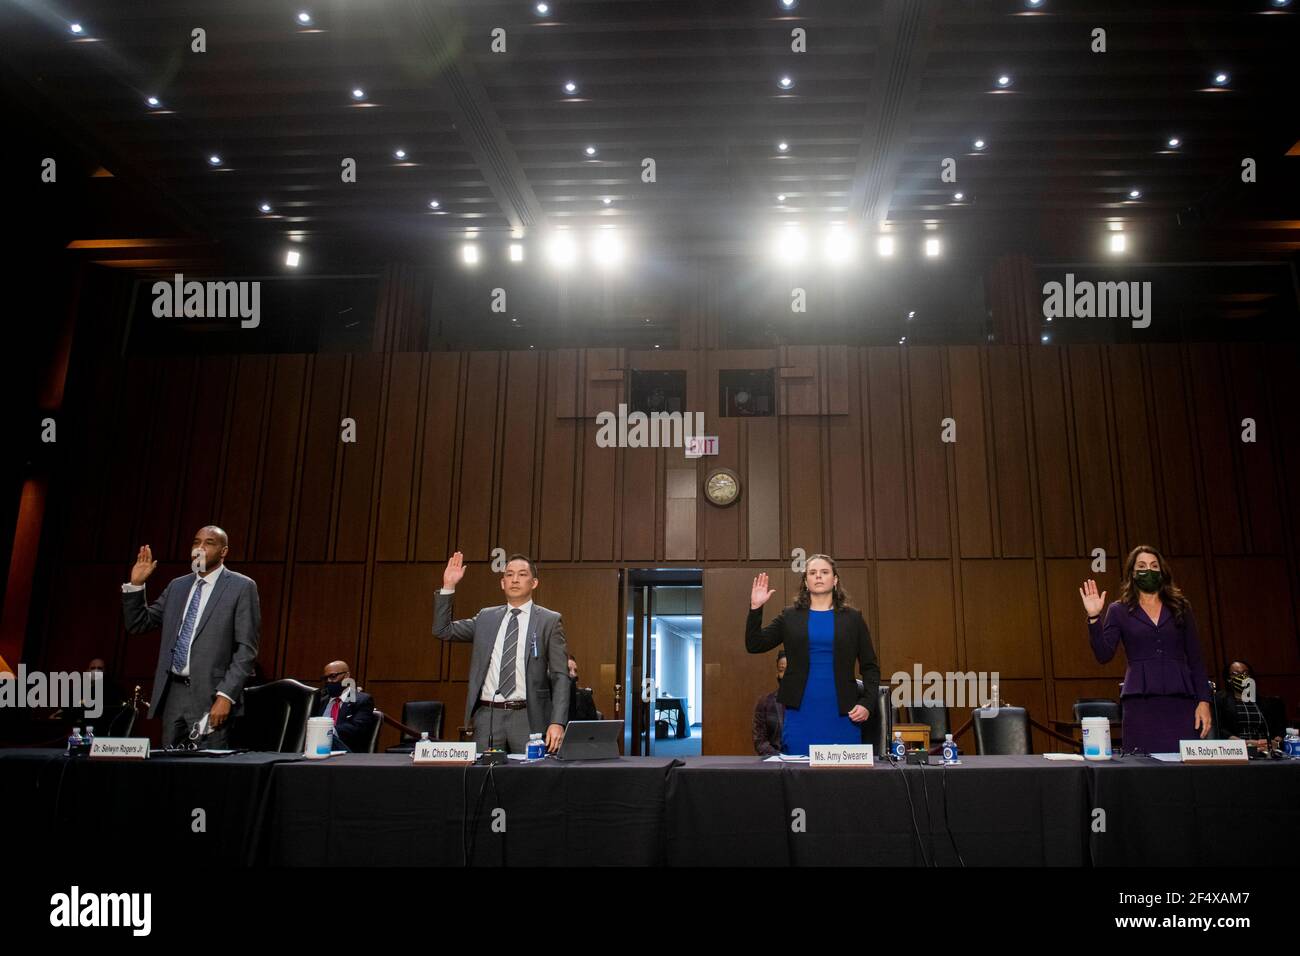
[1079,545,1213,754]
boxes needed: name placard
[1179,739,1248,764]
[412,740,477,764]
[89,738,150,760]
[809,744,874,767]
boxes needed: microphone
[477,692,508,766]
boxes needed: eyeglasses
[322,671,348,682]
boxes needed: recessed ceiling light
[777,194,787,202]
[1026,0,1044,8]
[461,244,480,266]
[585,145,597,156]
[924,237,942,257]
[146,96,161,108]
[207,155,223,166]
[259,202,272,213]
[351,87,366,100]
[1271,0,1291,7]
[1166,137,1181,148]
[509,243,524,262]
[535,2,550,14]
[777,141,789,152]
[286,249,301,268]
[1041,333,1050,344]
[1213,72,1230,86]
[899,336,907,345]
[778,76,794,90]
[394,149,407,159]
[781,0,798,10]
[1109,232,1128,254]
[953,192,965,201]
[602,197,612,205]
[1128,188,1142,199]
[428,199,441,209]
[877,235,895,257]
[547,232,578,268]
[996,74,1013,88]
[973,138,987,150]
[69,22,83,35]
[907,311,916,319]
[297,11,312,25]
[564,81,577,94]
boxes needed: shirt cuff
[122,583,144,593]
[215,691,235,703]
[439,588,454,594]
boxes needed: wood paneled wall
[33,342,1300,753]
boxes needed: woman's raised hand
[751,572,776,610]
[1078,578,1107,619]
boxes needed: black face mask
[1133,570,1162,594]
[323,682,345,698]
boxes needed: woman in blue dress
[744,555,880,756]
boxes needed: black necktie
[498,608,523,699]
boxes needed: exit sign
[685,436,719,457]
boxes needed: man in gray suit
[122,526,260,748]
[434,551,569,754]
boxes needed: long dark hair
[1118,544,1191,626]
[793,554,852,611]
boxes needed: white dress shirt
[123,563,233,702]
[481,599,532,702]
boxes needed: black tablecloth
[0,749,299,866]
[667,755,1091,866]
[261,754,678,866]
[1087,757,1300,866]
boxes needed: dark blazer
[745,604,880,715]
[122,567,260,719]
[319,689,377,752]
[433,592,570,734]
[1212,691,1287,741]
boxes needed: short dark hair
[776,650,787,662]
[504,553,538,578]
[567,653,578,665]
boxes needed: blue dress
[781,609,862,756]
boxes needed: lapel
[480,606,509,660]
[191,568,232,639]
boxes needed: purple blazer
[1088,600,1212,702]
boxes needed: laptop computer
[555,720,623,760]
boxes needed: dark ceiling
[3,0,1299,274]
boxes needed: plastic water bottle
[526,732,546,761]
[84,725,95,750]
[1284,728,1300,758]
[890,731,906,761]
[942,733,959,765]
[66,727,83,755]
[419,731,430,742]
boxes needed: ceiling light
[547,232,578,268]
[259,202,272,213]
[461,244,480,266]
[996,74,1012,88]
[394,149,407,159]
[591,229,625,269]
[773,226,807,265]
[777,141,789,152]
[602,197,612,205]
[1109,233,1127,254]
[973,138,987,150]
[564,81,577,94]
[146,96,161,108]
[584,145,597,157]
[1166,137,1181,148]
[924,237,942,257]
[535,2,550,14]
[1128,188,1141,199]
[351,88,366,100]
[509,243,524,263]
[824,226,855,265]
[907,311,916,319]
[1026,0,1044,7]
[297,11,312,25]
[69,22,83,34]
[207,155,223,166]
[781,0,798,10]
[877,235,895,257]
[777,194,787,202]
[1212,72,1230,86]
[428,199,441,209]
[285,249,301,268]
[953,192,965,201]
[778,76,794,90]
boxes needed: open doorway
[624,569,703,757]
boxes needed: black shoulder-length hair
[792,553,853,611]
[1118,544,1191,626]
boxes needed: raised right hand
[1078,578,1107,619]
[130,545,158,586]
[751,572,776,610]
[442,551,466,590]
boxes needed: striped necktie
[171,577,206,673]
[497,608,523,699]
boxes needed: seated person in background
[1214,660,1285,751]
[319,660,377,752]
[753,651,787,756]
[567,654,599,722]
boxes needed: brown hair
[1118,544,1191,626]
[793,554,852,611]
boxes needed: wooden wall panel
[621,445,658,561]
[580,423,617,560]
[531,568,621,719]
[986,348,1034,557]
[950,347,994,558]
[220,356,270,562]
[867,349,909,558]
[456,352,501,557]
[745,419,780,560]
[784,417,824,553]
[1186,345,1243,555]
[497,351,540,552]
[1225,344,1285,555]
[414,353,461,563]
[1028,349,1077,556]
[1045,558,1123,680]
[137,359,196,562]
[254,356,306,561]
[375,354,423,561]
[176,358,234,557]
[366,563,440,682]
[336,355,383,560]
[295,356,346,561]
[827,349,866,559]
[538,356,577,560]
[1106,347,1161,551]
[908,347,951,558]
[1146,346,1203,556]
[1068,347,1120,558]
[1214,558,1299,674]
[961,560,1042,677]
[875,560,957,675]
[282,563,365,679]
